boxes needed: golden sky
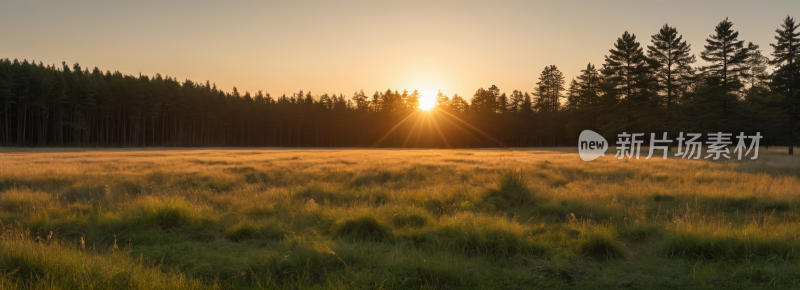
[2,0,798,102]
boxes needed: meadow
[1,147,799,289]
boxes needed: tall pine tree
[700,18,753,119]
[534,65,565,112]
[770,16,800,154]
[575,63,602,109]
[601,31,656,134]
[648,24,695,120]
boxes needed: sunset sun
[419,94,435,110]
[413,84,440,111]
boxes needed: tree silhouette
[648,24,695,120]
[575,63,602,109]
[534,65,565,112]
[700,18,754,121]
[601,31,657,134]
[770,16,800,154]
[1,16,799,151]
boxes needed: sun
[419,94,435,111]
[401,72,445,111]
[416,87,439,111]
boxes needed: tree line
[1,17,798,152]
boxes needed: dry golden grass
[1,147,799,289]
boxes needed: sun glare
[419,94,435,110]
[402,71,446,111]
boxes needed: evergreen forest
[1,17,799,153]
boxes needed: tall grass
[333,216,393,242]
[0,147,798,288]
[438,213,547,257]
[485,168,535,209]
[0,225,219,289]
[224,220,288,241]
[128,197,214,228]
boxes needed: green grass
[664,233,797,261]
[225,220,288,241]
[333,216,393,242]
[391,207,430,228]
[577,230,625,260]
[439,213,547,258]
[1,148,800,289]
[485,168,535,209]
[0,226,218,289]
[130,197,212,229]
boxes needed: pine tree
[771,16,800,67]
[603,32,652,102]
[435,90,450,110]
[497,92,509,113]
[744,48,770,90]
[534,65,565,112]
[648,24,695,119]
[320,93,333,110]
[521,93,533,115]
[488,85,501,113]
[601,31,656,134]
[509,90,524,113]
[565,79,580,110]
[470,86,498,114]
[770,16,800,154]
[575,63,602,108]
[380,89,403,113]
[351,89,369,111]
[405,90,420,110]
[334,94,348,111]
[370,91,380,112]
[0,60,13,145]
[700,18,752,98]
[450,94,468,113]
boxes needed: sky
[2,0,799,104]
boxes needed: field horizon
[1,147,800,289]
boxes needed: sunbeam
[437,109,504,146]
[370,110,420,147]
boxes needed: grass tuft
[224,220,259,241]
[485,169,534,208]
[391,208,430,228]
[130,197,209,228]
[261,237,354,285]
[224,220,287,242]
[334,216,393,242]
[0,189,52,213]
[440,213,546,257]
[578,230,625,260]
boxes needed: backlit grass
[0,147,799,289]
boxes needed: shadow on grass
[664,233,798,261]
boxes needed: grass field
[1,147,800,289]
